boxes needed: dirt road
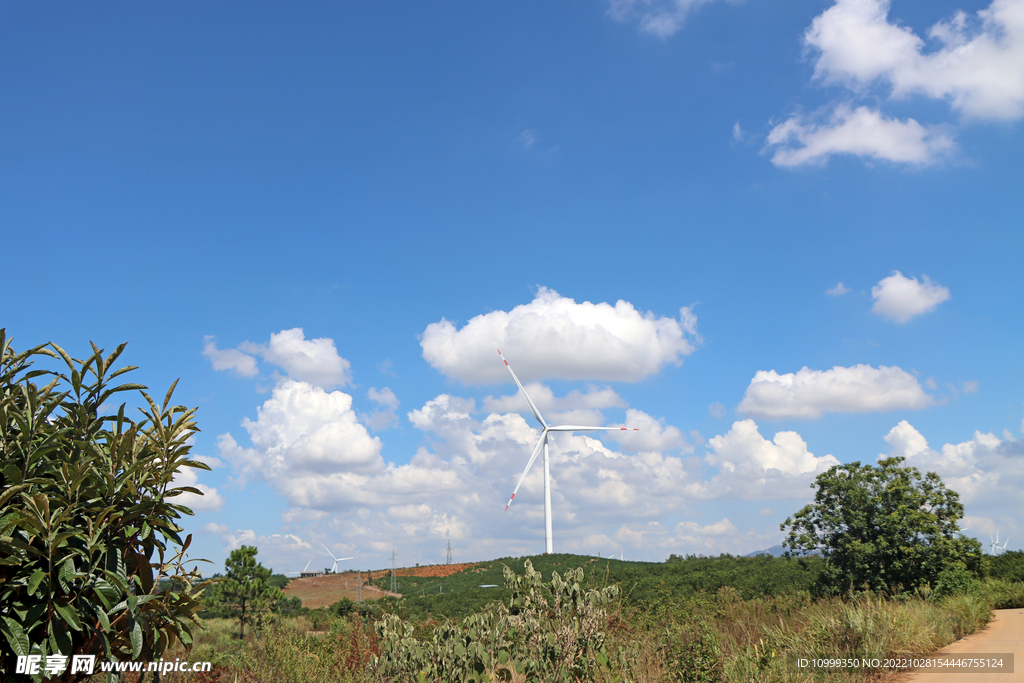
[897,608,1023,683]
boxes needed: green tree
[0,331,211,681]
[222,546,281,638]
[781,457,983,594]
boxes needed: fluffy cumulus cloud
[880,420,1024,513]
[769,0,1024,166]
[606,0,720,38]
[216,373,811,562]
[216,381,473,513]
[702,419,841,498]
[871,271,951,322]
[739,364,936,420]
[421,287,700,384]
[204,328,351,389]
[766,104,954,167]
[808,0,1024,120]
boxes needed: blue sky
[3,0,1022,573]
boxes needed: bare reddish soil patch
[283,563,481,608]
[368,562,483,580]
[284,573,395,608]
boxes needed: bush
[932,562,979,601]
[374,559,620,682]
[0,332,210,679]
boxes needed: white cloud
[738,364,936,419]
[217,380,438,511]
[483,383,627,414]
[222,379,961,562]
[766,104,954,167]
[240,328,351,389]
[201,524,317,569]
[241,380,383,475]
[363,387,400,431]
[807,0,1024,121]
[421,287,700,384]
[826,282,850,296]
[202,336,258,377]
[204,328,352,388]
[708,402,727,419]
[604,409,691,453]
[768,0,1024,166]
[369,387,399,410]
[881,420,1024,512]
[517,129,537,148]
[607,0,719,38]
[703,420,841,498]
[871,271,951,322]
[963,380,979,395]
[732,122,744,143]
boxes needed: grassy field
[128,551,1024,682]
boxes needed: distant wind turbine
[499,349,639,554]
[323,544,355,573]
[285,556,316,577]
[990,532,1009,556]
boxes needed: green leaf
[49,618,73,656]
[1,616,30,655]
[130,619,143,658]
[27,568,46,596]
[54,600,83,631]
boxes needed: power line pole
[356,570,362,602]
[446,538,452,565]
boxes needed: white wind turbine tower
[990,532,1009,555]
[323,544,355,573]
[499,349,639,555]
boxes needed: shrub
[373,559,620,682]
[0,332,210,680]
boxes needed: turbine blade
[498,350,547,429]
[323,544,339,561]
[548,425,640,432]
[505,431,547,511]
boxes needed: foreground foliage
[146,560,1024,683]
[0,331,210,681]
[374,560,619,682]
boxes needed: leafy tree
[781,457,983,594]
[987,550,1024,583]
[0,331,211,681]
[222,546,281,638]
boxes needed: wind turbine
[990,532,1009,555]
[323,544,355,573]
[498,349,638,554]
[285,556,317,577]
